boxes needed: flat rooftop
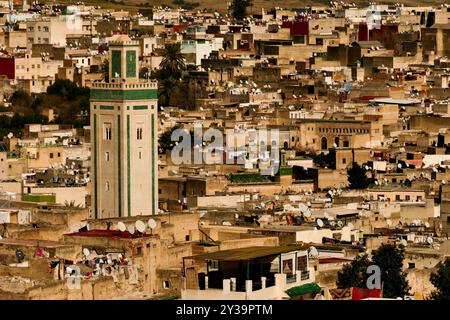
[65,229,155,239]
[184,245,307,262]
[0,239,69,248]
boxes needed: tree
[337,254,372,289]
[44,79,90,127]
[158,78,178,108]
[159,43,186,79]
[10,90,33,114]
[347,162,370,189]
[372,244,410,298]
[230,0,252,21]
[430,258,450,300]
[159,124,182,153]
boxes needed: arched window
[321,137,328,150]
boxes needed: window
[297,255,307,272]
[342,158,346,164]
[163,281,170,289]
[105,181,110,191]
[158,189,162,194]
[405,195,410,201]
[408,262,415,269]
[57,152,61,157]
[105,152,110,162]
[137,126,143,140]
[49,153,53,159]
[139,151,142,159]
[208,260,219,271]
[103,123,112,140]
[396,195,401,201]
[136,246,142,256]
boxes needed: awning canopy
[286,283,321,298]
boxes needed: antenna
[83,248,90,257]
[118,221,126,232]
[135,220,146,234]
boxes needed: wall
[29,186,87,207]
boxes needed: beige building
[90,36,158,219]
[292,119,383,152]
[23,145,64,170]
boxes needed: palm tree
[159,43,186,78]
[158,78,177,107]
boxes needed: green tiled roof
[286,283,321,298]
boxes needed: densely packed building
[0,1,450,300]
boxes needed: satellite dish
[324,212,330,219]
[316,219,324,228]
[329,221,336,227]
[337,220,344,228]
[386,219,392,226]
[425,222,430,228]
[235,213,239,219]
[427,237,433,244]
[83,248,90,256]
[148,218,157,230]
[118,222,126,232]
[308,246,319,258]
[398,163,402,169]
[128,225,135,234]
[135,220,146,233]
[400,239,408,247]
[303,209,311,218]
[299,203,307,212]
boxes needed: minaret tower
[90,35,158,219]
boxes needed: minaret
[90,35,158,219]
